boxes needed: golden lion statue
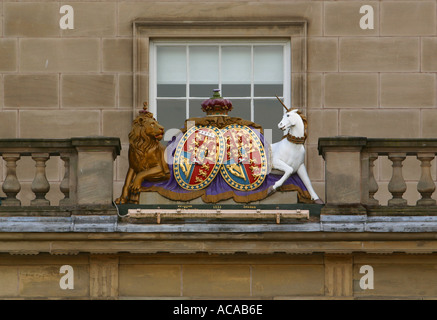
[115,105,170,204]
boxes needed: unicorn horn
[276,95,290,112]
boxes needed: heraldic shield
[173,125,225,190]
[220,124,268,191]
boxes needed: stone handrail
[0,137,121,211]
[318,137,437,215]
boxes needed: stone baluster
[59,153,71,206]
[30,153,50,206]
[387,153,407,206]
[368,153,379,206]
[416,153,436,206]
[1,153,21,206]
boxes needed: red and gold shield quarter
[173,126,225,190]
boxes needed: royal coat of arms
[116,89,319,205]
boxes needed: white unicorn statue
[268,96,324,204]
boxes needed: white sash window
[149,40,291,142]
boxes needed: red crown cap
[201,89,233,116]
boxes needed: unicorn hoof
[267,186,277,195]
[314,198,324,205]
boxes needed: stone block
[119,74,133,108]
[0,111,17,138]
[76,150,115,206]
[307,73,322,109]
[0,266,18,297]
[340,110,420,138]
[307,109,338,145]
[422,110,437,138]
[139,192,175,206]
[20,39,99,72]
[308,38,338,72]
[380,73,435,108]
[324,73,378,108]
[102,110,133,144]
[325,150,362,205]
[60,2,116,37]
[0,76,3,109]
[18,265,89,298]
[324,1,379,36]
[325,255,353,297]
[422,38,437,71]
[353,264,437,297]
[4,2,59,37]
[113,181,124,202]
[62,75,116,108]
[136,74,149,109]
[116,145,129,182]
[0,39,17,72]
[182,265,250,297]
[0,4,3,36]
[103,39,133,72]
[119,265,181,297]
[118,2,323,36]
[252,265,324,297]
[89,255,118,298]
[381,1,436,36]
[19,110,100,139]
[312,182,325,204]
[306,144,324,181]
[258,190,297,204]
[339,38,419,72]
[4,75,58,108]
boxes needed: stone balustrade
[0,138,121,214]
[318,137,437,215]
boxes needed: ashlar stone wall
[1,0,437,205]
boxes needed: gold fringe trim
[140,183,314,204]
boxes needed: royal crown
[201,89,233,116]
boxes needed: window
[133,21,307,143]
[149,40,291,142]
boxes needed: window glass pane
[190,84,218,98]
[157,46,186,84]
[157,99,186,133]
[254,84,283,97]
[253,46,283,84]
[254,99,284,143]
[189,46,219,84]
[228,99,251,120]
[157,84,186,97]
[189,99,207,118]
[222,84,251,97]
[222,46,251,84]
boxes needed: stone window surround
[132,20,308,120]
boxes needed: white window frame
[149,39,291,123]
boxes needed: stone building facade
[1,0,437,300]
